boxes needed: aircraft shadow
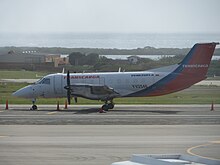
[70,108,180,114]
[11,108,180,115]
[114,109,180,114]
[73,108,100,114]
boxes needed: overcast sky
[0,0,220,33]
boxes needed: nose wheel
[30,98,38,110]
[31,105,38,110]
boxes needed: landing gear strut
[30,98,37,110]
[101,100,114,112]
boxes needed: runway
[0,125,220,165]
[0,105,220,165]
[0,104,219,125]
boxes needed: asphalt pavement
[0,104,219,165]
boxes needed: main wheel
[108,103,114,109]
[102,104,109,111]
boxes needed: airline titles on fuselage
[182,64,208,68]
[131,74,159,77]
[64,75,100,79]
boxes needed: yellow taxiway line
[187,140,220,161]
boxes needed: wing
[66,83,120,101]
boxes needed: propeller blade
[67,70,71,105]
[67,70,70,86]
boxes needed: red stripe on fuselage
[146,74,204,96]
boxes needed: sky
[0,0,220,33]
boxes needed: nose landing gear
[30,98,38,110]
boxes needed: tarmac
[0,104,219,165]
[0,104,219,125]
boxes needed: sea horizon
[0,32,219,49]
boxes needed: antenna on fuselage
[62,68,65,74]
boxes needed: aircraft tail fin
[127,42,219,97]
[177,42,219,78]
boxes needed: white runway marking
[46,111,58,115]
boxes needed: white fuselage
[15,70,170,99]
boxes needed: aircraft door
[54,75,63,94]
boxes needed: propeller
[66,70,71,105]
[64,70,77,104]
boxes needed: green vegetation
[1,45,219,76]
[69,52,99,66]
[0,82,219,105]
[1,46,220,56]
[208,60,220,76]
[0,70,48,79]
[67,53,219,76]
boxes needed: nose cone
[12,85,33,98]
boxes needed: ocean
[0,33,219,49]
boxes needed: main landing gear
[100,100,115,112]
[30,98,38,110]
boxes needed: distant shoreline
[0,46,220,56]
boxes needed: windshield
[35,78,50,85]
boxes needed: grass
[0,70,48,79]
[1,69,220,80]
[0,82,219,105]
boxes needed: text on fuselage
[64,75,100,79]
[132,84,148,88]
[182,64,208,68]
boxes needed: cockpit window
[35,78,50,84]
[41,78,50,84]
[35,78,43,84]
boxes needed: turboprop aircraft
[13,42,219,111]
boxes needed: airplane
[13,42,219,111]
